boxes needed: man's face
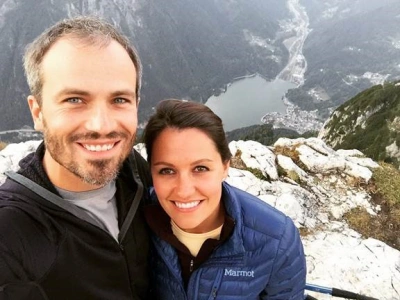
[28,37,138,191]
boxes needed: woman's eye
[194,166,209,172]
[159,168,175,175]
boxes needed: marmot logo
[224,269,255,277]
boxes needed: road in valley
[276,0,310,87]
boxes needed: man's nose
[85,104,116,134]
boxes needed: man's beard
[43,124,135,186]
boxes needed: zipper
[207,269,224,300]
[188,268,202,299]
[190,259,194,272]
[211,287,217,298]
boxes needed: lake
[205,75,296,131]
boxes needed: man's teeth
[174,201,200,209]
[84,144,114,152]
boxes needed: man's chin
[80,171,118,186]
[72,161,120,186]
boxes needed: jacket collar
[208,181,245,258]
[18,141,59,195]
[11,141,142,228]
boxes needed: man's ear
[27,95,44,131]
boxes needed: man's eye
[66,98,82,103]
[114,98,128,104]
[194,166,209,172]
[159,168,175,175]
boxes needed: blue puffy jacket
[149,182,306,299]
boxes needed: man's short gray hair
[23,16,142,105]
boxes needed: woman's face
[150,127,229,233]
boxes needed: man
[0,16,151,299]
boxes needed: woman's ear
[222,160,230,181]
[27,95,44,131]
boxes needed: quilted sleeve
[263,216,306,300]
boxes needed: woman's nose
[174,174,196,199]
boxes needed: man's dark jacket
[0,142,151,300]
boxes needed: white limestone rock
[336,149,364,157]
[304,137,337,156]
[273,137,306,148]
[226,167,263,195]
[345,155,380,169]
[343,160,373,182]
[229,140,278,180]
[304,231,400,300]
[0,140,41,185]
[276,154,308,180]
[133,143,147,160]
[297,144,346,173]
[275,193,305,226]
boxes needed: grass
[286,170,301,184]
[344,162,400,250]
[372,162,400,205]
[245,167,268,181]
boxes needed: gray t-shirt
[56,182,119,241]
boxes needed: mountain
[1,0,400,138]
[318,81,400,168]
[0,0,289,131]
[286,0,400,115]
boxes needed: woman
[143,99,306,299]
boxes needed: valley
[0,0,399,141]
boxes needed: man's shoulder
[0,184,45,233]
[0,203,38,234]
[0,177,58,239]
[0,197,58,286]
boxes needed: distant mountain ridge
[318,81,400,168]
[287,0,400,115]
[0,0,289,131]
[1,0,400,136]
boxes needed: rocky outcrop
[1,138,399,299]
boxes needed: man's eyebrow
[55,89,137,98]
[56,88,90,97]
[110,90,137,98]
